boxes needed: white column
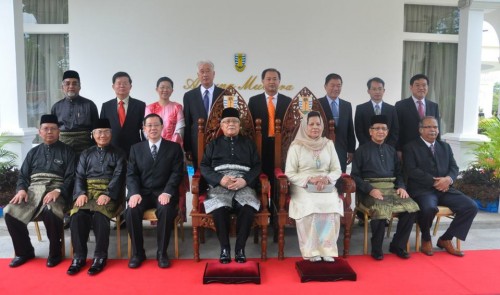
[0,0,37,167]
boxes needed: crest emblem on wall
[234,53,246,72]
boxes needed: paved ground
[1,209,498,261]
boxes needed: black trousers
[211,205,256,251]
[370,212,416,252]
[5,207,63,258]
[125,195,177,258]
[413,191,478,241]
[70,210,110,259]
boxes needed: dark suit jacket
[100,97,146,157]
[182,85,225,167]
[319,96,356,173]
[395,97,440,151]
[126,139,184,201]
[354,101,399,148]
[403,138,459,197]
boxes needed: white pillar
[0,0,37,167]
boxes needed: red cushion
[295,258,357,282]
[203,261,260,284]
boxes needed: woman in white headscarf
[285,111,343,262]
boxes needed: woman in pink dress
[145,77,185,146]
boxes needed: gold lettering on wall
[183,76,294,92]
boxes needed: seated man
[4,114,76,268]
[126,113,184,268]
[200,107,261,264]
[403,116,478,257]
[351,115,419,260]
[67,119,126,275]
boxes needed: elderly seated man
[200,107,261,264]
[4,114,76,268]
[67,119,126,276]
[351,115,419,260]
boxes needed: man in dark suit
[319,73,356,173]
[355,77,399,148]
[100,71,146,157]
[248,68,292,196]
[395,74,440,153]
[126,114,184,268]
[183,61,225,168]
[403,116,477,257]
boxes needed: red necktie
[118,100,126,127]
[268,96,275,137]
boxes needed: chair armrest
[191,170,201,213]
[273,167,289,212]
[337,174,355,208]
[258,173,270,213]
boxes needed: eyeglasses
[93,129,111,136]
[62,82,80,87]
[221,119,240,125]
[40,127,58,132]
[370,127,388,131]
[421,126,438,129]
[144,123,162,128]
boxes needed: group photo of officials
[3,60,478,276]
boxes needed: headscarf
[291,112,329,151]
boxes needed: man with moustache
[403,116,477,257]
[183,61,225,168]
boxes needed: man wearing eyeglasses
[200,108,261,264]
[66,119,126,276]
[51,70,99,156]
[403,116,477,257]
[125,114,184,269]
[351,115,419,261]
[4,114,76,268]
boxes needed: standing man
[248,68,291,205]
[395,74,440,154]
[67,119,126,276]
[100,71,146,157]
[183,61,225,168]
[319,73,356,173]
[51,70,99,156]
[403,116,477,257]
[351,115,419,260]
[355,77,399,148]
[126,114,184,269]
[4,114,75,268]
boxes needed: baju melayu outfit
[285,117,343,259]
[145,101,185,146]
[4,140,75,259]
[351,140,419,254]
[200,135,261,252]
[51,95,99,155]
[69,144,126,260]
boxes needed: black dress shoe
[67,258,86,275]
[9,253,35,268]
[157,254,170,268]
[219,248,231,264]
[389,245,410,259]
[371,251,384,261]
[128,255,145,269]
[47,255,63,267]
[88,258,107,275]
[235,249,247,263]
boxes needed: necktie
[331,100,339,125]
[429,143,435,156]
[374,103,381,115]
[118,100,126,127]
[417,100,425,119]
[268,96,276,137]
[151,144,158,161]
[203,90,210,115]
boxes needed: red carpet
[0,250,499,295]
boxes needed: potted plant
[454,117,500,212]
[0,133,20,217]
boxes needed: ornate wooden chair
[190,86,270,262]
[273,87,355,260]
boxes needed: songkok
[370,115,388,126]
[94,118,111,130]
[40,114,59,125]
[62,70,80,81]
[221,107,240,120]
